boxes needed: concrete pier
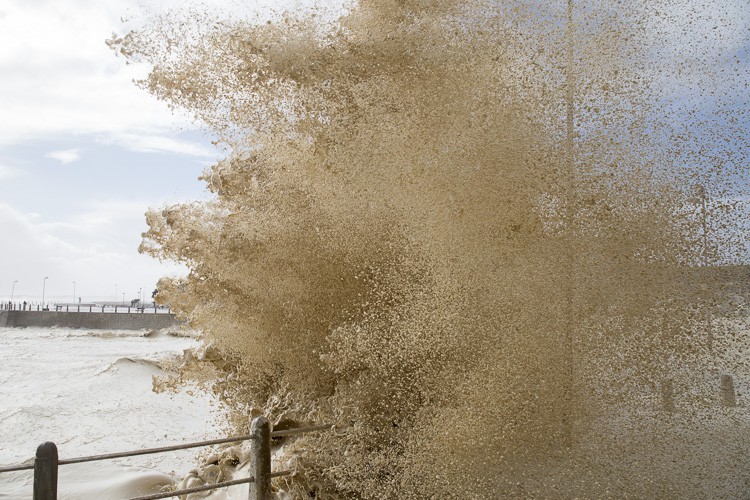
[0,310,178,330]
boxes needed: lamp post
[122,292,125,306]
[72,281,76,303]
[695,184,709,266]
[693,184,713,351]
[42,276,49,309]
[114,283,118,306]
[10,280,17,304]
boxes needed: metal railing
[1,303,171,314]
[0,417,334,500]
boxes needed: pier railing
[1,303,172,314]
[1,373,737,499]
[0,417,335,500]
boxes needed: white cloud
[0,201,186,302]
[35,199,156,254]
[0,0,344,149]
[0,0,318,302]
[0,0,334,151]
[0,164,22,180]
[46,149,81,164]
[0,0,196,147]
[104,133,216,157]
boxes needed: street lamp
[114,283,118,305]
[10,280,17,304]
[695,184,709,267]
[692,184,713,352]
[122,292,125,306]
[72,281,76,303]
[42,277,49,309]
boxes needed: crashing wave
[110,0,750,497]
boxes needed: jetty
[0,307,178,330]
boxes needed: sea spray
[110,0,750,496]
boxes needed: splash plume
[110,0,749,496]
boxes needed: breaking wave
[109,1,750,497]
[98,357,166,375]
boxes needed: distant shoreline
[0,310,179,330]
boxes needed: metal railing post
[0,423,335,499]
[33,442,58,500]
[249,416,271,500]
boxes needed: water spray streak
[110,1,750,497]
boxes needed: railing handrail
[0,424,333,473]
[0,303,172,314]
[131,476,257,500]
[128,470,294,500]
[0,419,336,500]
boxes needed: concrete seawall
[0,310,179,330]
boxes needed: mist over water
[110,1,750,497]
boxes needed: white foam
[0,327,219,499]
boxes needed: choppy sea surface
[0,327,219,499]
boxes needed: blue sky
[0,0,331,304]
[0,0,229,304]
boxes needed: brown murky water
[110,1,749,497]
